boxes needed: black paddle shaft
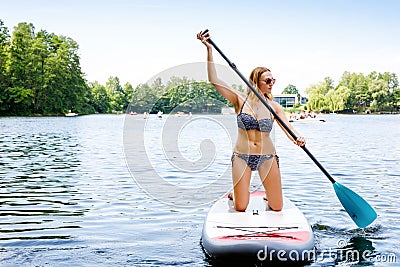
[201,29,336,184]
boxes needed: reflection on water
[0,114,399,266]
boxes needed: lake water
[0,114,399,266]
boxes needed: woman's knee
[234,196,249,212]
[269,201,283,211]
[234,202,248,212]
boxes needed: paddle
[200,29,377,228]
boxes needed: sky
[1,0,400,94]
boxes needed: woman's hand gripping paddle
[200,29,377,228]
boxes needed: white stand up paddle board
[201,191,315,263]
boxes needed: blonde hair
[246,67,272,104]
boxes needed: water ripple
[0,114,399,266]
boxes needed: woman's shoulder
[237,91,247,101]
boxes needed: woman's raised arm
[197,31,239,107]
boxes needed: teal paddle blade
[333,182,377,228]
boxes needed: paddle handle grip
[203,29,336,184]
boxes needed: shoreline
[0,112,399,118]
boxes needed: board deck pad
[201,191,315,262]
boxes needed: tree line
[305,72,400,113]
[1,19,399,116]
[0,20,137,115]
[0,20,89,115]
[0,20,230,116]
[89,76,231,114]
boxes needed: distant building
[273,94,299,108]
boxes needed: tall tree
[6,22,36,114]
[106,76,125,112]
[0,20,10,114]
[42,34,87,113]
[31,30,50,113]
[325,86,351,112]
[306,77,334,111]
[381,72,399,111]
[0,21,87,115]
[88,81,110,113]
[282,84,300,102]
[130,83,159,113]
[122,82,134,111]
[368,79,389,111]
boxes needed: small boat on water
[65,110,78,117]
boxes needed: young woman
[197,30,306,211]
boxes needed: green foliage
[88,81,110,113]
[106,76,124,112]
[127,76,231,114]
[306,72,399,113]
[282,84,301,102]
[0,20,10,111]
[1,19,398,116]
[0,20,88,115]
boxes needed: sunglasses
[261,78,276,85]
